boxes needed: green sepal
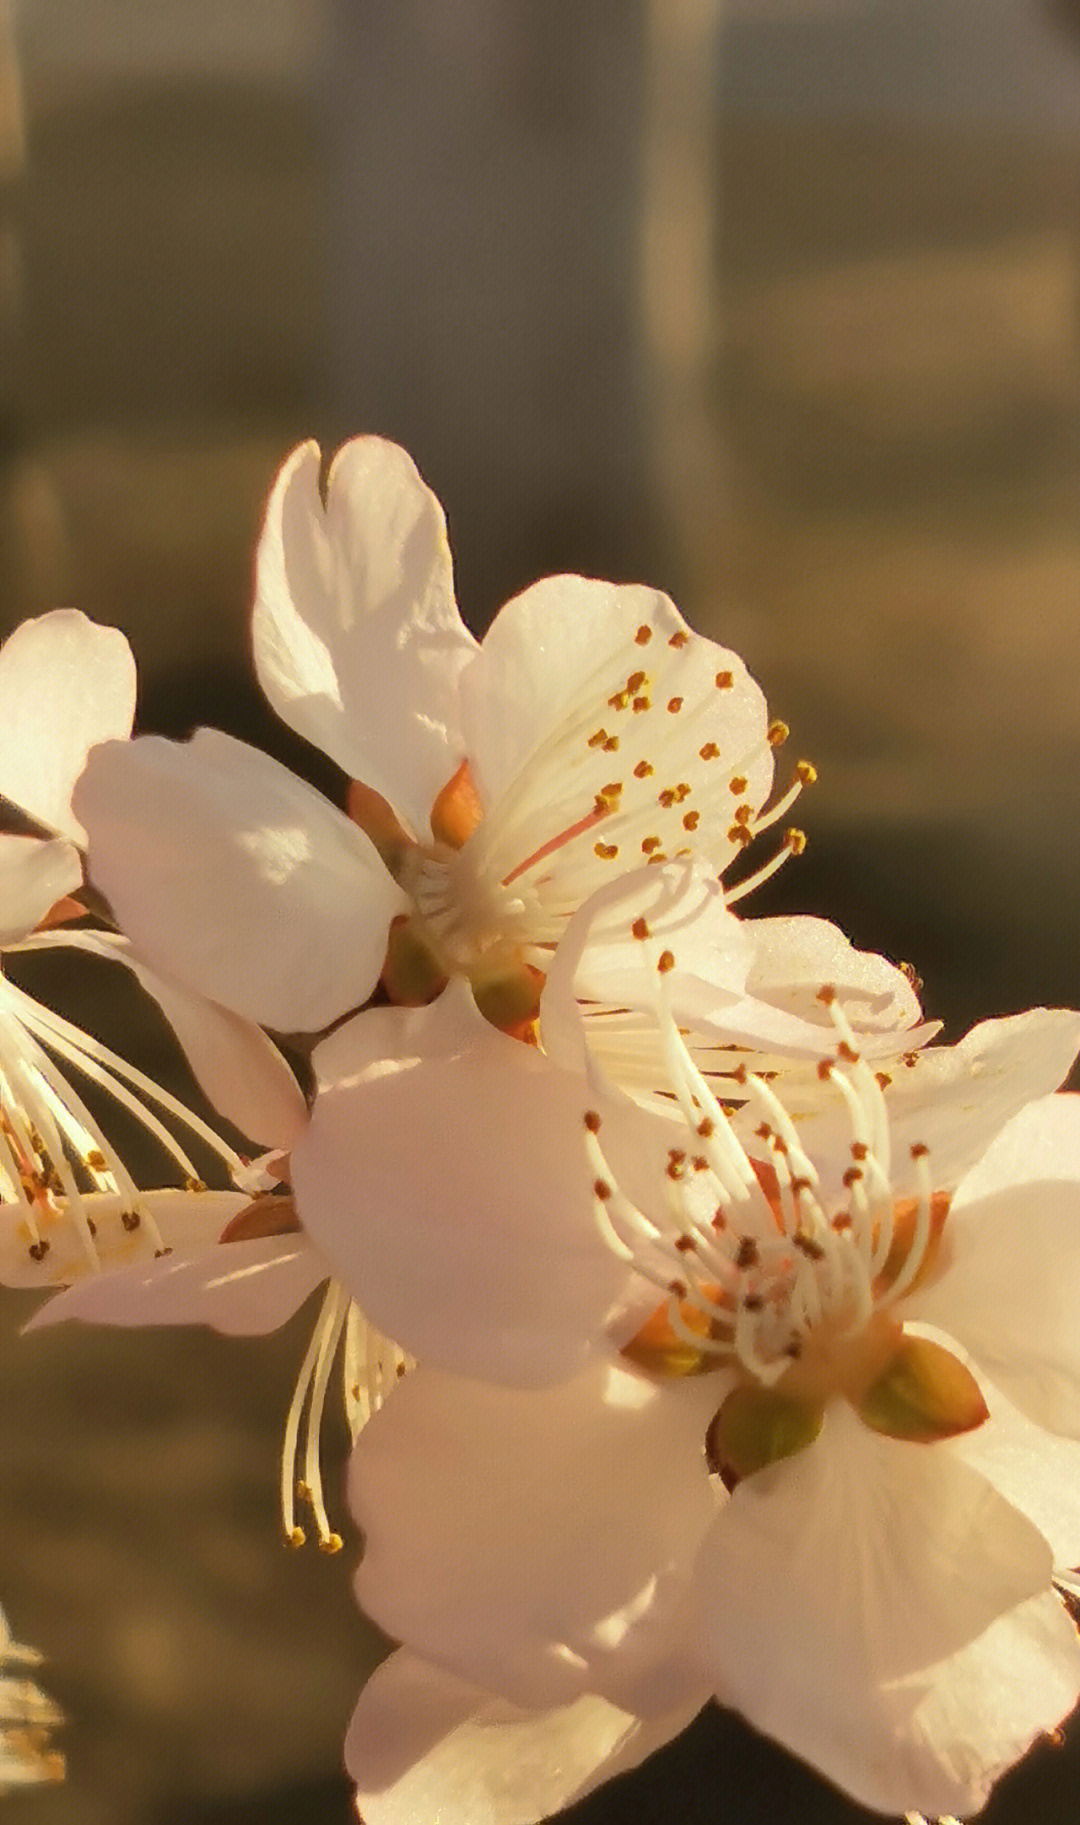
[471,962,543,1036]
[857,1334,988,1443]
[705,1383,823,1490]
[381,918,448,1006]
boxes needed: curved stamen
[881,1145,935,1305]
[724,828,806,907]
[281,1289,333,1548]
[749,760,816,835]
[0,1119,46,1251]
[301,1282,349,1552]
[10,983,244,1177]
[738,1067,820,1189]
[664,1292,731,1358]
[1,1036,99,1269]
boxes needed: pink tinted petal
[950,1090,1080,1205]
[540,863,753,1074]
[0,837,81,946]
[346,1650,704,1825]
[296,982,630,1387]
[15,928,308,1149]
[26,1224,326,1336]
[459,577,773,913]
[790,1008,1080,1200]
[906,1095,1080,1435]
[75,729,407,1031]
[351,1363,718,1713]
[695,1403,1065,1818]
[252,439,477,832]
[940,1356,1080,1567]
[2,1188,243,1291]
[740,914,924,1040]
[0,609,136,842]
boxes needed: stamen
[302,1283,348,1552]
[1,1035,99,1269]
[882,1145,935,1304]
[819,993,890,1161]
[738,1070,820,1192]
[734,1300,786,1385]
[664,1292,730,1358]
[750,760,817,835]
[13,984,243,1178]
[724,829,806,906]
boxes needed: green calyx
[705,1383,823,1491]
[857,1334,989,1444]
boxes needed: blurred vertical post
[0,0,24,421]
[321,2,651,619]
[0,0,28,596]
[640,0,726,602]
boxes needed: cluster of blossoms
[1,435,1079,1823]
[0,1610,62,1796]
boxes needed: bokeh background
[1,1,1079,1820]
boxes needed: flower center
[584,946,985,1474]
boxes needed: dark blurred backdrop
[1,3,1078,1821]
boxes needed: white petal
[0,609,136,841]
[350,1362,718,1713]
[951,1088,1080,1203]
[74,729,407,1031]
[296,981,631,1387]
[24,1219,326,1337]
[346,1650,704,1825]
[0,836,81,946]
[787,1008,1080,1199]
[695,1403,1070,1818]
[1,1187,243,1290]
[740,913,925,1041]
[906,1095,1080,1435]
[939,1355,1080,1568]
[252,439,477,832]
[459,577,773,920]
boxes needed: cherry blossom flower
[288,860,1071,1394]
[0,611,295,1285]
[0,1608,63,1795]
[344,966,1080,1821]
[71,436,811,1038]
[0,610,369,1549]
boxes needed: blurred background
[1,1,1079,1819]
